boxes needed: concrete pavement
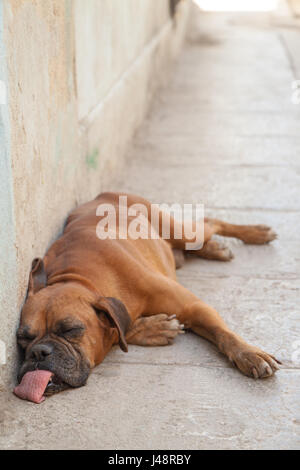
[1,1,299,450]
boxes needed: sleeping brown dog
[14,192,280,403]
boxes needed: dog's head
[16,258,131,396]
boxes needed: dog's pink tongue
[14,370,53,404]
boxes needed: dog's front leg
[180,298,281,378]
[149,279,281,378]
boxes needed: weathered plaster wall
[4,0,79,306]
[0,0,190,387]
[75,0,171,120]
[0,0,18,391]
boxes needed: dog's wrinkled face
[17,289,93,394]
[16,263,131,397]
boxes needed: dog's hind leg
[172,249,185,269]
[114,193,276,255]
[126,314,184,346]
[170,218,276,262]
[204,218,277,245]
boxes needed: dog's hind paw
[239,225,277,245]
[194,240,234,262]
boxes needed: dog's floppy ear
[93,297,131,352]
[28,258,47,296]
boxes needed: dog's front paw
[126,314,184,346]
[228,344,281,379]
[150,314,185,346]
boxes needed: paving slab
[1,366,299,450]
[129,134,300,167]
[118,164,300,210]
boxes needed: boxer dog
[14,192,280,403]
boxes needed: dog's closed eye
[59,326,85,339]
[55,319,85,339]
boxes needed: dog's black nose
[30,344,53,362]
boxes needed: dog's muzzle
[14,339,91,403]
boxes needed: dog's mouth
[14,369,70,404]
[44,373,69,396]
[14,341,91,403]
